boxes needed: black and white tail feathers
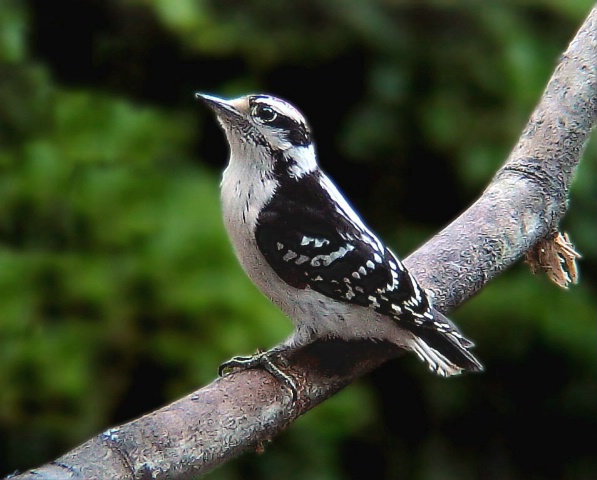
[408,309,483,377]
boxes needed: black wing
[255,170,483,374]
[255,171,431,323]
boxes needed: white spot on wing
[311,244,354,267]
[302,236,330,249]
[391,304,402,313]
[368,295,380,308]
[283,250,297,262]
[295,255,310,265]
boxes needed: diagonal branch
[9,6,596,480]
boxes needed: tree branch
[9,6,596,480]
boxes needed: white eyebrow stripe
[253,96,305,124]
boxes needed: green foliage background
[0,1,595,478]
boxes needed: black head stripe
[267,114,310,147]
[286,123,310,147]
[250,96,312,147]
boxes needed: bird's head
[197,93,317,178]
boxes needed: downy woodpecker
[197,93,482,398]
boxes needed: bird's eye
[253,105,277,123]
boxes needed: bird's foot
[219,348,297,401]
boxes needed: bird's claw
[219,350,297,401]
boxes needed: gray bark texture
[8,6,597,480]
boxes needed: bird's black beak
[195,93,243,123]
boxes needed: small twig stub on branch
[525,231,581,288]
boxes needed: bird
[197,92,483,398]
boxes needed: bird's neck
[220,150,278,236]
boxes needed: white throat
[221,147,278,233]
